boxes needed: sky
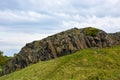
[0,0,120,56]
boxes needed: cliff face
[1,27,120,76]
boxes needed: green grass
[0,46,120,80]
[85,27,99,36]
[0,68,2,74]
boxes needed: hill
[0,46,120,80]
[1,27,120,76]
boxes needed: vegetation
[0,46,120,80]
[0,68,2,74]
[0,51,10,74]
[85,27,99,36]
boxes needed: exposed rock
[109,32,120,45]
[1,27,120,76]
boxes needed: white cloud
[18,0,69,10]
[0,10,51,23]
[0,0,120,56]
[0,32,50,51]
[106,0,119,4]
[61,15,120,33]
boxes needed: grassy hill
[0,46,120,80]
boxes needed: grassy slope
[0,46,120,80]
[0,68,2,74]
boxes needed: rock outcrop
[1,27,120,76]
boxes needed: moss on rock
[85,27,99,36]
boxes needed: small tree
[14,53,18,57]
[0,51,3,56]
[0,51,10,68]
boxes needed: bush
[0,51,11,71]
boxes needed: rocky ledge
[1,27,120,76]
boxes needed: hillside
[0,46,120,80]
[1,27,120,76]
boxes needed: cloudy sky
[0,0,120,56]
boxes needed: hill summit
[1,27,120,76]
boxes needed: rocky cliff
[1,27,120,76]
